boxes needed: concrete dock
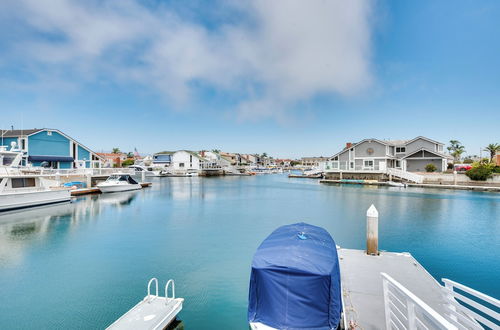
[338,248,451,329]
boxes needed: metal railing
[387,168,424,184]
[381,273,458,330]
[442,279,499,329]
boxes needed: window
[179,163,185,168]
[11,178,36,188]
[396,147,406,153]
[21,138,26,150]
[350,162,354,169]
[364,160,374,168]
[396,160,401,168]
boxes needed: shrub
[493,166,500,174]
[465,163,493,181]
[447,163,454,170]
[121,159,135,167]
[425,163,437,172]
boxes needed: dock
[338,248,451,329]
[106,278,183,330]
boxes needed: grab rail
[147,278,159,303]
[381,273,457,329]
[442,278,499,329]
[165,279,175,304]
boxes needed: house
[275,159,293,166]
[97,152,127,168]
[171,150,207,171]
[152,152,174,167]
[327,136,449,172]
[301,157,329,167]
[0,128,102,169]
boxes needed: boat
[248,223,342,330]
[97,174,142,193]
[0,148,71,212]
[129,165,161,177]
[387,181,407,188]
[106,278,183,330]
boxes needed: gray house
[326,136,450,172]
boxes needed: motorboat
[129,165,159,177]
[387,181,407,188]
[97,174,142,193]
[248,223,342,330]
[0,147,71,212]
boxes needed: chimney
[345,142,353,149]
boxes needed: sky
[0,0,499,158]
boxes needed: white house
[171,150,207,171]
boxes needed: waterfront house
[97,152,127,168]
[0,128,102,169]
[152,152,173,167]
[301,157,329,167]
[171,150,207,171]
[327,136,449,172]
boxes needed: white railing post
[366,205,379,255]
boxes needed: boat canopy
[248,223,342,330]
[28,155,74,162]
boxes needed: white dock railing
[442,279,499,329]
[386,168,424,183]
[381,273,458,330]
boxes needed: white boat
[387,181,407,188]
[0,147,71,212]
[97,174,142,193]
[129,165,159,177]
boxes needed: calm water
[0,174,499,329]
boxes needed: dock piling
[141,170,146,182]
[366,204,379,255]
[85,173,92,189]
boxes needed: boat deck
[106,297,183,330]
[338,248,450,329]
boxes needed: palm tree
[447,140,465,163]
[112,147,120,154]
[485,143,500,161]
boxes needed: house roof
[1,129,43,137]
[1,128,103,160]
[402,148,448,159]
[405,136,444,146]
[329,138,389,159]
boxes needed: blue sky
[0,0,499,158]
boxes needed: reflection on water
[0,175,498,329]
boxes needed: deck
[338,248,450,329]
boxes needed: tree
[126,152,134,158]
[484,143,500,161]
[121,159,134,167]
[112,147,121,154]
[211,149,220,153]
[447,140,465,163]
[261,152,268,158]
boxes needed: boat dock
[339,205,498,329]
[106,278,183,330]
[338,248,451,329]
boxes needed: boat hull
[97,184,142,193]
[0,189,71,212]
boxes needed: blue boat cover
[248,223,341,330]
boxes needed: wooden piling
[366,204,379,255]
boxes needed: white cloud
[1,0,374,120]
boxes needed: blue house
[0,128,102,169]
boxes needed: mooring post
[453,170,457,185]
[86,173,92,188]
[141,170,146,182]
[340,171,343,180]
[366,204,379,255]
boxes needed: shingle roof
[0,129,43,137]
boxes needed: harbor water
[0,174,499,329]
